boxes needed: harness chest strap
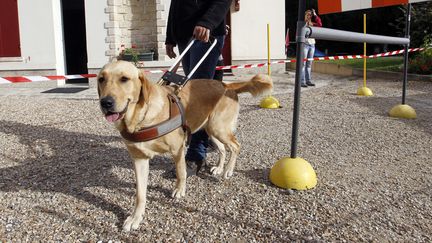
[120,94,190,142]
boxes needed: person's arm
[312,15,322,27]
[311,9,322,27]
[196,0,232,32]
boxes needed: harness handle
[157,37,218,92]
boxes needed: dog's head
[97,61,151,123]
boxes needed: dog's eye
[121,76,129,83]
[98,77,104,83]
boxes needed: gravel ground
[0,72,431,242]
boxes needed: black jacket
[165,0,232,45]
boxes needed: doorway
[61,0,88,83]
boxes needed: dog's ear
[138,70,152,104]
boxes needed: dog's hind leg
[222,134,240,178]
[209,132,240,179]
[123,157,149,232]
[209,136,226,176]
[207,101,240,178]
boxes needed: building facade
[0,0,285,77]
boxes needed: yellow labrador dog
[97,61,272,231]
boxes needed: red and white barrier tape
[1,47,425,83]
[215,47,425,70]
[0,74,96,84]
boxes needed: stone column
[105,0,169,61]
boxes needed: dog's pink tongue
[105,113,120,123]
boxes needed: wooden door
[0,0,21,57]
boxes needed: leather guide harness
[120,93,190,143]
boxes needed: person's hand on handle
[193,26,210,42]
[165,44,177,59]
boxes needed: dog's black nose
[100,96,115,110]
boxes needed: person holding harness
[165,0,232,176]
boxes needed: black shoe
[301,84,308,88]
[186,160,205,177]
[306,82,315,86]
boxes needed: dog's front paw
[123,214,143,232]
[210,166,224,175]
[171,186,186,198]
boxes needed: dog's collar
[120,94,190,142]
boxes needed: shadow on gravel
[153,156,225,189]
[0,120,173,228]
[240,104,269,114]
[146,194,301,242]
[239,168,272,186]
[239,167,298,195]
[351,93,432,136]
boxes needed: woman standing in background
[301,8,322,88]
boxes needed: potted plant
[118,45,154,65]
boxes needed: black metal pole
[402,4,411,105]
[290,0,307,158]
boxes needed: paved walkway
[0,69,337,99]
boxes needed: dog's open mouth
[105,112,123,122]
[104,100,129,123]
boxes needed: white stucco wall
[230,0,285,61]
[0,0,286,75]
[0,0,110,73]
[85,0,109,69]
[0,0,64,73]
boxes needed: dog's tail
[223,74,273,96]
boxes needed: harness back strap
[120,94,189,142]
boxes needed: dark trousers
[177,36,224,162]
[213,59,224,81]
